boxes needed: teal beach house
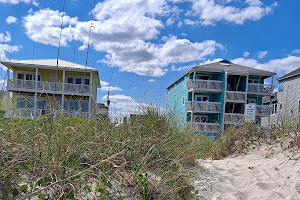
[166,60,277,136]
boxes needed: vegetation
[0,109,299,199]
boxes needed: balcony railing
[7,79,90,94]
[185,101,222,113]
[187,122,220,133]
[226,91,246,102]
[256,105,272,117]
[6,108,88,119]
[247,83,274,96]
[224,113,244,124]
[187,80,223,92]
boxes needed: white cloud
[257,50,268,58]
[184,19,199,26]
[23,2,222,77]
[0,79,7,88]
[0,31,22,63]
[188,0,277,26]
[243,51,250,57]
[148,79,155,82]
[0,0,31,4]
[177,21,183,27]
[101,94,165,119]
[166,18,174,26]
[100,80,122,91]
[23,8,78,47]
[292,49,300,54]
[232,56,300,77]
[6,16,18,24]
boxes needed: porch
[185,101,222,113]
[187,80,223,93]
[247,83,274,96]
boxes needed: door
[49,74,58,91]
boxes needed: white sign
[245,104,256,122]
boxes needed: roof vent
[220,59,231,66]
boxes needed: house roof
[277,67,300,81]
[166,59,277,89]
[263,92,277,103]
[0,59,98,72]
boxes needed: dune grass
[0,108,299,199]
[0,109,215,199]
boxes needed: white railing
[6,108,88,119]
[185,101,222,113]
[226,91,246,102]
[247,83,274,95]
[7,79,90,94]
[256,105,272,117]
[224,113,244,124]
[187,80,223,92]
[188,122,220,132]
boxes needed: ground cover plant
[0,108,215,199]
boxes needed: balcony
[256,105,272,117]
[224,113,244,125]
[187,122,220,133]
[247,83,274,96]
[6,108,88,120]
[187,80,223,93]
[226,91,247,102]
[185,101,222,113]
[7,79,90,95]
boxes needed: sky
[0,0,300,117]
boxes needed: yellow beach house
[0,59,101,120]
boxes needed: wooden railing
[7,79,90,94]
[6,108,88,119]
[188,122,220,132]
[224,113,244,124]
[185,101,222,113]
[226,91,246,102]
[256,105,272,117]
[247,83,274,95]
[187,80,223,92]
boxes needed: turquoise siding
[167,74,189,126]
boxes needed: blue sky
[1,0,300,116]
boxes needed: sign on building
[245,104,256,122]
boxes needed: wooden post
[61,70,65,114]
[88,72,93,120]
[33,68,38,119]
[6,68,9,117]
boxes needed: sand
[192,145,300,200]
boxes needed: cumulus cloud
[0,31,22,63]
[100,80,122,91]
[22,1,223,77]
[101,94,165,119]
[0,0,31,4]
[6,16,18,24]
[23,8,78,46]
[243,51,250,57]
[232,56,300,77]
[257,50,268,58]
[292,49,300,54]
[148,79,155,82]
[188,0,277,25]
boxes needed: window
[196,75,210,80]
[81,102,88,112]
[26,74,33,80]
[182,96,185,105]
[68,77,73,84]
[17,98,25,108]
[38,100,47,109]
[17,74,24,80]
[278,83,284,92]
[75,78,82,84]
[279,102,283,109]
[195,95,209,102]
[247,99,256,104]
[272,104,277,114]
[84,79,90,85]
[195,116,208,123]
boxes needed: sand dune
[192,145,300,200]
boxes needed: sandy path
[192,146,300,200]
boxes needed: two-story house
[271,67,300,126]
[0,59,101,120]
[166,59,276,136]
